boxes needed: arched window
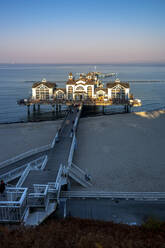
[75,86,85,91]
[56,91,64,99]
[112,85,125,99]
[87,86,92,98]
[36,85,49,100]
[68,86,73,100]
[97,90,105,97]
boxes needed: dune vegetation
[0,217,165,248]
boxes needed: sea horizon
[1,62,165,66]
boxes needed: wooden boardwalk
[22,107,78,189]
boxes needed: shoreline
[1,106,165,125]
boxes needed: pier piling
[37,104,40,112]
[33,104,36,112]
[27,105,30,115]
[52,105,55,113]
[102,105,105,114]
[59,105,61,112]
[56,104,59,113]
[125,105,128,113]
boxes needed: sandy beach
[0,110,165,192]
[73,110,165,192]
[0,120,61,163]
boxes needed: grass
[0,217,165,248]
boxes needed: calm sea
[0,64,165,123]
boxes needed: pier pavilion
[32,78,56,100]
[18,72,141,115]
[31,73,130,102]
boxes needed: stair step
[25,202,57,226]
[69,170,92,188]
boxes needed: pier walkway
[22,107,78,189]
[0,104,89,225]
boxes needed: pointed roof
[32,81,57,88]
[106,82,129,89]
[95,88,108,93]
[54,88,66,93]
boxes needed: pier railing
[60,191,165,199]
[68,105,82,168]
[0,108,69,169]
[0,127,61,169]
[0,187,28,222]
[54,164,64,190]
[40,155,48,170]
[16,155,48,187]
[28,184,49,209]
[0,155,46,184]
[68,134,76,168]
[0,145,50,169]
[16,164,31,188]
[18,98,131,106]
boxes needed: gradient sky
[0,0,165,63]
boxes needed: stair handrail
[0,144,50,169]
[68,134,76,168]
[71,162,87,176]
[55,164,63,190]
[40,155,48,170]
[16,164,31,187]
[0,155,46,183]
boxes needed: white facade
[109,84,130,100]
[32,79,56,100]
[31,75,130,101]
[66,75,130,101]
[54,89,66,99]
[66,80,95,100]
[32,84,54,100]
[95,89,108,99]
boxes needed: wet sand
[73,110,165,192]
[0,120,61,163]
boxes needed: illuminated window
[75,86,84,91]
[68,86,73,100]
[36,86,49,100]
[87,86,92,98]
[56,91,64,99]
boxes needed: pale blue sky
[0,0,165,63]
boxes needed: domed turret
[87,72,92,80]
[68,72,73,80]
[115,78,120,83]
[42,78,47,83]
[79,73,83,79]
